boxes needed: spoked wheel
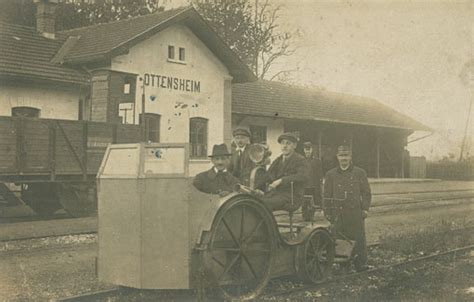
[200,196,276,301]
[296,228,335,284]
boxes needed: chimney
[34,0,59,39]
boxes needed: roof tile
[232,80,430,131]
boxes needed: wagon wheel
[296,228,335,284]
[55,183,97,218]
[21,183,62,216]
[200,196,276,301]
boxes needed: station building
[0,1,429,178]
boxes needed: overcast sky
[174,0,473,160]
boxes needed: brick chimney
[34,0,58,39]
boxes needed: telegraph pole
[459,74,473,161]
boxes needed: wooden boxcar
[0,116,141,216]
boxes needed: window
[249,125,267,144]
[123,83,131,94]
[168,45,175,60]
[179,47,185,61]
[190,117,208,158]
[168,45,186,63]
[11,106,40,118]
[140,113,160,142]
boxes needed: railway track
[54,243,474,302]
[267,243,474,298]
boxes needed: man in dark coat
[261,133,309,211]
[302,141,324,221]
[193,144,239,196]
[324,145,371,271]
[228,128,256,187]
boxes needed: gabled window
[168,45,186,63]
[168,45,175,60]
[179,47,185,61]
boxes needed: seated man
[193,144,239,197]
[260,133,309,211]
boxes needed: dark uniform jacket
[304,156,324,195]
[228,145,256,187]
[193,168,239,195]
[265,152,308,202]
[324,165,371,211]
[323,164,371,269]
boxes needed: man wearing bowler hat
[193,144,239,197]
[302,141,324,221]
[260,132,309,211]
[228,127,256,186]
[324,144,371,271]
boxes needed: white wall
[111,25,233,175]
[233,116,285,161]
[0,83,83,120]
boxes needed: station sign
[143,73,200,93]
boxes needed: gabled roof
[0,21,88,85]
[0,7,254,85]
[57,7,255,83]
[232,80,431,132]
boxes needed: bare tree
[193,0,294,79]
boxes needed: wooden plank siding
[0,116,140,181]
[0,118,17,173]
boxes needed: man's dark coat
[324,164,371,270]
[261,152,309,211]
[193,168,239,195]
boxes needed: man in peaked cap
[324,144,372,272]
[228,127,256,187]
[302,141,324,221]
[260,132,309,211]
[193,144,239,197]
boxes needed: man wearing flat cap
[228,127,256,187]
[193,144,239,196]
[302,141,324,221]
[260,132,309,211]
[324,144,371,272]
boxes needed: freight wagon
[0,116,141,217]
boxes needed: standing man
[193,144,239,197]
[302,141,324,221]
[229,128,255,187]
[324,145,371,271]
[261,133,309,211]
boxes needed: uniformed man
[193,144,239,196]
[324,145,371,271]
[228,128,256,186]
[302,141,324,221]
[260,133,309,211]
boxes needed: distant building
[232,81,430,177]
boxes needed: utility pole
[459,75,473,161]
[459,60,474,161]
